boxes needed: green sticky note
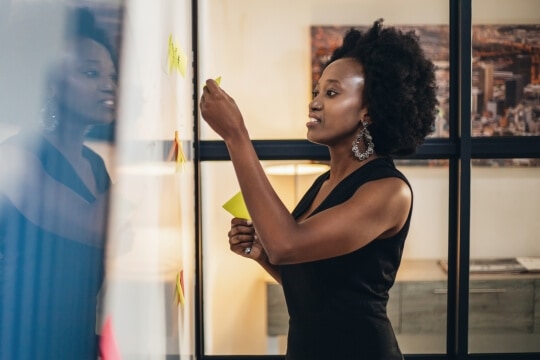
[222,191,250,219]
[215,76,222,85]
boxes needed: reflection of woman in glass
[0,5,118,359]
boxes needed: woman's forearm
[224,133,297,262]
[257,257,282,284]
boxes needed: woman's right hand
[228,217,266,261]
[199,79,246,142]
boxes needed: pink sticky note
[100,316,121,360]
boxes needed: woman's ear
[359,108,370,125]
[43,82,59,106]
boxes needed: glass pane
[470,158,540,353]
[198,0,449,140]
[202,160,329,355]
[472,0,540,137]
[199,0,449,355]
[202,160,449,355]
[102,0,196,358]
[0,2,124,358]
[1,0,196,358]
[394,161,449,354]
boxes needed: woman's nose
[100,79,116,92]
[310,99,322,111]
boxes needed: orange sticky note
[166,131,187,172]
[222,191,250,219]
[175,270,185,306]
[100,316,121,360]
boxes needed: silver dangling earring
[40,97,59,132]
[352,121,374,161]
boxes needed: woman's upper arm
[268,177,411,265]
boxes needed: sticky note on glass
[100,316,121,360]
[222,191,250,219]
[168,34,187,77]
[175,270,185,306]
[203,76,221,90]
[166,131,186,172]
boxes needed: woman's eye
[84,70,99,78]
[312,90,319,98]
[326,90,337,97]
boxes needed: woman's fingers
[231,217,251,226]
[228,217,258,257]
[230,238,257,257]
[228,227,255,245]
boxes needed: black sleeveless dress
[279,157,409,360]
[0,133,110,360]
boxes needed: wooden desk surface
[265,259,540,284]
[396,259,540,282]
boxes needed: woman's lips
[100,99,115,109]
[307,115,321,127]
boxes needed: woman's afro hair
[327,18,439,156]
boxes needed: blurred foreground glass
[102,0,196,358]
[0,0,196,359]
[0,2,122,359]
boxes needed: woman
[200,19,437,359]
[0,5,118,359]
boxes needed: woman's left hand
[228,218,267,261]
[199,79,246,141]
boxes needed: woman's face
[56,37,117,126]
[307,57,367,147]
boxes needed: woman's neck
[327,146,379,184]
[41,121,88,163]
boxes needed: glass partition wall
[103,0,197,358]
[197,0,453,357]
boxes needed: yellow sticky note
[174,131,186,172]
[203,76,222,90]
[175,141,186,172]
[222,191,250,219]
[168,34,187,77]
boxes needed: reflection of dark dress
[0,134,110,360]
[280,158,409,360]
